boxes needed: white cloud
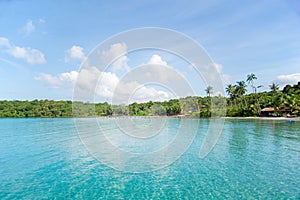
[35,71,78,88]
[8,46,46,64]
[101,43,130,72]
[75,67,119,98]
[23,20,35,36]
[97,71,120,98]
[0,37,10,47]
[0,37,46,64]
[35,67,120,97]
[142,54,187,83]
[148,54,168,66]
[35,49,195,103]
[130,86,172,103]
[37,65,174,103]
[277,73,300,84]
[65,45,86,62]
[111,79,173,104]
[77,66,173,103]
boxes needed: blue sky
[0,0,300,101]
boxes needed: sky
[0,0,300,102]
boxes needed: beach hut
[260,107,275,117]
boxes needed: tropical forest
[0,74,299,118]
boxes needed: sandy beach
[98,115,300,121]
[222,116,300,121]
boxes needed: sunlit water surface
[0,118,299,199]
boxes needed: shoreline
[221,116,300,121]
[1,116,299,121]
[96,115,300,121]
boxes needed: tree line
[224,74,300,117]
[0,75,299,118]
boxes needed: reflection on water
[0,118,299,199]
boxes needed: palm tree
[235,81,248,108]
[269,82,280,114]
[236,81,247,96]
[269,83,279,93]
[226,84,235,98]
[246,74,263,115]
[226,84,237,109]
[205,86,213,97]
[285,94,299,115]
[246,73,257,93]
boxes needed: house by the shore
[260,107,275,117]
[260,107,299,117]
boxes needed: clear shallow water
[0,118,299,199]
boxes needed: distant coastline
[0,81,299,118]
[221,116,300,121]
[97,115,300,121]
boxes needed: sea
[0,118,299,199]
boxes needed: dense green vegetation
[225,76,300,117]
[0,100,73,118]
[0,76,299,118]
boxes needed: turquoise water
[0,118,299,199]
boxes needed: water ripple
[0,118,299,199]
